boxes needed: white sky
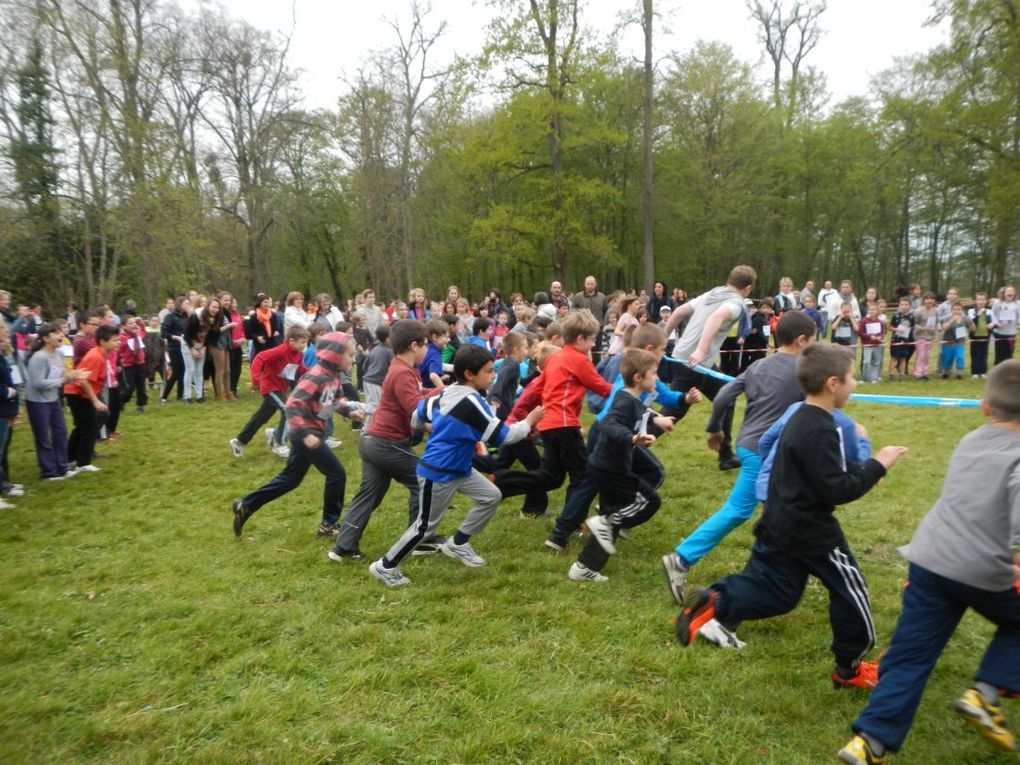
[188,0,947,110]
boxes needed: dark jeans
[993,333,1015,366]
[236,393,287,445]
[713,537,875,667]
[0,416,10,486]
[668,362,735,462]
[495,427,587,526]
[853,563,1020,752]
[26,400,69,478]
[230,346,243,395]
[162,345,185,400]
[66,394,98,467]
[242,436,347,525]
[121,365,148,408]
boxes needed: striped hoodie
[285,332,354,441]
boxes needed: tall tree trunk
[641,0,655,291]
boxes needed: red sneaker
[833,660,879,690]
[675,589,717,647]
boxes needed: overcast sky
[185,0,947,110]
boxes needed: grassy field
[0,375,1014,764]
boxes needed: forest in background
[0,0,1017,314]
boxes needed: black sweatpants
[66,395,98,467]
[236,392,288,445]
[229,346,243,395]
[495,427,587,521]
[121,365,148,408]
[711,537,876,667]
[577,469,661,572]
[163,345,185,400]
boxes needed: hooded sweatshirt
[285,332,354,441]
[670,286,747,364]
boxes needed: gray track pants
[334,434,421,552]
[382,470,502,566]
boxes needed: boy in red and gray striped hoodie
[231,332,363,539]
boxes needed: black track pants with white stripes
[711,537,876,667]
[577,469,661,572]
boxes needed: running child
[368,345,543,587]
[675,344,908,692]
[839,361,1020,764]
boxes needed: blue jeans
[852,563,1020,752]
[676,446,761,567]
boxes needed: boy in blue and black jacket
[369,344,544,587]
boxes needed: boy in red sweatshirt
[118,317,148,413]
[495,311,613,548]
[229,325,309,458]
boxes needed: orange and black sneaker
[832,660,879,690]
[675,589,717,647]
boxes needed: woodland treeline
[0,0,1017,314]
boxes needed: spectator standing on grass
[118,316,148,413]
[969,292,993,379]
[245,293,282,361]
[912,293,939,380]
[283,292,311,334]
[939,303,975,380]
[889,297,915,381]
[572,275,608,325]
[858,303,886,384]
[991,285,1019,366]
[0,322,21,508]
[160,297,190,403]
[24,322,82,481]
[838,361,1020,765]
[224,294,246,398]
[826,280,862,326]
[355,289,384,335]
[774,277,799,313]
[64,325,117,473]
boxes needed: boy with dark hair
[229,325,309,458]
[662,311,817,610]
[64,324,117,473]
[361,323,394,422]
[839,361,1020,764]
[328,320,442,560]
[368,344,544,586]
[675,344,908,691]
[466,317,493,351]
[231,333,363,538]
[494,311,615,549]
[568,348,666,582]
[489,331,529,420]
[419,319,449,389]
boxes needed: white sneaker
[325,437,342,449]
[369,559,411,587]
[698,618,746,649]
[568,561,608,582]
[228,438,244,458]
[65,468,79,478]
[0,498,14,510]
[43,475,67,482]
[440,539,486,567]
[272,444,290,458]
[586,514,616,554]
[76,464,101,473]
[264,428,276,449]
[661,552,689,605]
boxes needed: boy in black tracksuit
[675,343,908,689]
[568,347,672,582]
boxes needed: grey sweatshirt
[671,286,745,364]
[705,352,803,452]
[902,424,1020,591]
[25,350,65,403]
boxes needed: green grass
[0,376,1014,764]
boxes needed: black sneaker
[327,548,365,562]
[232,498,251,537]
[316,522,341,538]
[411,535,447,556]
[544,532,570,551]
[718,455,741,471]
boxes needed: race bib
[955,326,967,340]
[281,363,298,381]
[895,322,910,338]
[865,322,881,335]
[835,326,852,339]
[925,316,936,329]
[762,325,771,337]
[10,366,23,385]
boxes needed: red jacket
[118,331,146,368]
[530,345,612,432]
[250,341,306,396]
